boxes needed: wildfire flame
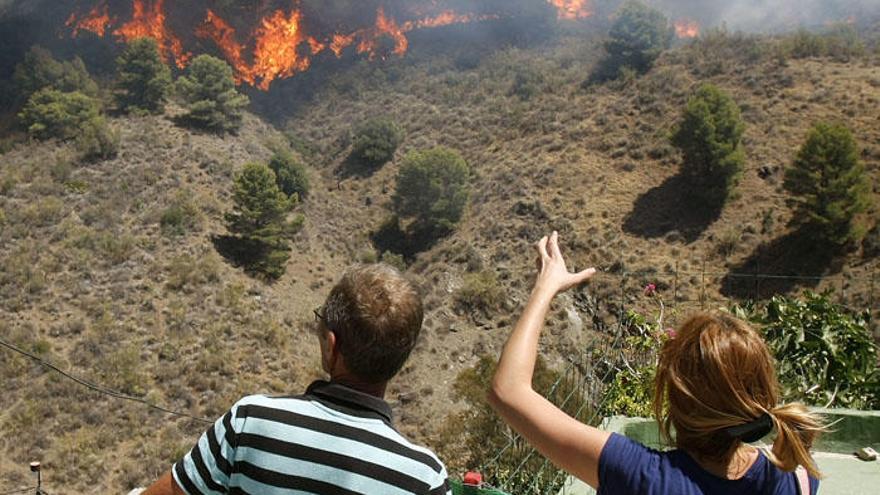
[113,0,190,68]
[66,1,592,90]
[66,3,113,37]
[548,0,593,20]
[674,19,700,39]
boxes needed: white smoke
[649,0,880,32]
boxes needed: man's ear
[322,330,339,373]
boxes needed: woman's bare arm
[488,232,610,488]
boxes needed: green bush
[350,118,403,170]
[392,147,470,236]
[115,37,173,114]
[18,88,101,140]
[783,26,865,62]
[268,150,310,199]
[671,83,745,205]
[75,117,119,162]
[176,55,249,133]
[456,271,506,317]
[160,191,202,236]
[12,45,98,103]
[223,163,303,279]
[438,355,590,495]
[509,70,544,101]
[784,122,871,246]
[590,1,672,82]
[734,292,879,409]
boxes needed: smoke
[647,0,880,31]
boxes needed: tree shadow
[336,153,378,179]
[212,235,285,281]
[622,174,724,243]
[719,226,844,300]
[371,216,446,260]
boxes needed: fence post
[870,270,876,311]
[700,260,706,310]
[754,256,760,301]
[673,261,679,310]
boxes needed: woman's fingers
[535,235,550,261]
[549,231,562,259]
[574,267,597,283]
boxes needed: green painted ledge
[557,409,880,495]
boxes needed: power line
[0,336,213,426]
[0,487,36,495]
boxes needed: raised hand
[534,231,596,295]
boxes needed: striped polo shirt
[173,381,451,495]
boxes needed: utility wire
[0,487,36,495]
[0,337,213,425]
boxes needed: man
[144,264,450,495]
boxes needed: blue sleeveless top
[598,433,819,495]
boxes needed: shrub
[75,117,119,162]
[159,191,202,236]
[783,26,865,62]
[590,1,672,82]
[671,83,745,205]
[115,37,173,114]
[12,45,98,103]
[784,122,871,246]
[176,54,249,133]
[349,118,403,170]
[18,88,101,140]
[456,271,506,317]
[438,355,589,495]
[268,150,310,199]
[509,69,544,101]
[392,147,470,236]
[223,163,303,279]
[734,292,879,409]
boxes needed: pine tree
[784,123,871,245]
[176,55,249,133]
[671,84,745,205]
[224,163,302,278]
[13,46,98,103]
[393,147,470,235]
[115,38,172,114]
[268,150,310,199]
[590,1,672,82]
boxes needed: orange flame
[66,3,112,37]
[248,9,318,90]
[674,19,700,39]
[548,0,592,20]
[357,6,409,59]
[67,1,515,90]
[113,0,190,68]
[196,9,250,84]
[330,33,356,57]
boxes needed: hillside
[1,30,879,493]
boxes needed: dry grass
[0,29,878,493]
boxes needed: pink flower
[665,327,677,339]
[644,283,657,296]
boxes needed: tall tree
[590,1,672,82]
[115,38,172,114]
[671,84,745,205]
[224,163,302,278]
[176,55,249,133]
[784,123,871,245]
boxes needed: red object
[463,472,483,486]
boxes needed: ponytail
[768,403,825,479]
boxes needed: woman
[489,232,823,494]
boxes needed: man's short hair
[322,263,423,383]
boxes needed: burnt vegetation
[0,1,879,492]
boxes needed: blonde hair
[652,312,824,478]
